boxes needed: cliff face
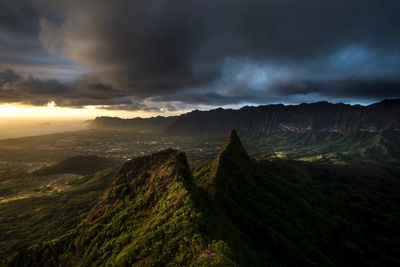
[167,100,400,136]
[91,99,400,137]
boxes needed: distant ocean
[0,120,89,140]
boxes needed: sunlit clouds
[0,102,182,119]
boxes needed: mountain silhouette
[92,99,400,136]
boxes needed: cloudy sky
[1,0,400,117]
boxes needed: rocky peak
[118,148,191,197]
[207,129,254,194]
[221,129,248,156]
[86,149,192,223]
[213,129,251,168]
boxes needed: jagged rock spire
[213,129,251,170]
[219,129,249,159]
[207,129,254,195]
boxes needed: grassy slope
[0,167,118,261]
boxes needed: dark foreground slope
[195,130,400,266]
[6,131,400,266]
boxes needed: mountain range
[91,99,400,162]
[92,99,400,136]
[7,130,400,266]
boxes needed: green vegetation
[0,154,120,260]
[6,149,243,266]
[34,155,117,176]
[247,130,400,163]
[2,130,400,266]
[0,168,117,260]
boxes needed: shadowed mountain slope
[92,99,400,136]
[206,129,254,194]
[168,99,400,136]
[197,130,400,266]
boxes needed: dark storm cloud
[39,0,400,87]
[0,0,42,64]
[274,78,400,100]
[0,68,136,107]
[0,69,21,84]
[100,104,172,112]
[0,0,85,81]
[1,0,400,108]
[153,91,269,106]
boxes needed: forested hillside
[5,130,400,266]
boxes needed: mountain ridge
[91,99,400,136]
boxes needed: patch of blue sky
[327,45,400,77]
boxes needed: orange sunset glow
[0,102,181,119]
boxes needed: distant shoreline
[0,120,89,141]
